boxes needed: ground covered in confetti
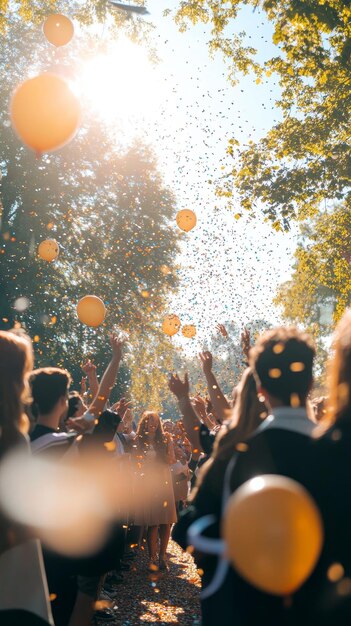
[98,540,201,626]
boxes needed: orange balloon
[162,314,181,336]
[182,324,196,338]
[38,239,59,262]
[10,74,81,154]
[222,475,323,596]
[77,296,106,328]
[176,209,197,232]
[43,14,74,47]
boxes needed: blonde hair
[0,331,33,457]
[327,309,351,424]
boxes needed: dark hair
[30,368,71,417]
[0,331,33,457]
[249,326,315,407]
[67,391,82,418]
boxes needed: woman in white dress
[134,412,177,571]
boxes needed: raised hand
[168,372,190,399]
[199,351,213,375]
[112,397,133,418]
[66,414,94,434]
[80,376,87,396]
[216,323,228,338]
[123,407,133,425]
[241,328,251,360]
[191,395,207,421]
[110,333,125,361]
[81,359,97,375]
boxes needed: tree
[171,1,351,229]
[274,204,351,376]
[0,18,180,405]
[275,204,351,327]
[0,0,151,40]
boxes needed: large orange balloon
[77,296,106,328]
[222,475,323,596]
[43,14,74,47]
[38,239,59,262]
[162,314,181,336]
[10,74,81,155]
[182,324,196,338]
[176,209,197,232]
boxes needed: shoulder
[30,431,77,455]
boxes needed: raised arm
[88,334,124,417]
[168,373,202,460]
[82,360,99,401]
[198,351,230,422]
[192,395,217,430]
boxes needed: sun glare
[77,37,162,127]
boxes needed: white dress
[133,444,177,526]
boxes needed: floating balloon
[176,209,197,232]
[77,296,106,328]
[182,324,196,338]
[43,14,74,47]
[10,74,81,155]
[162,314,181,336]
[38,239,59,262]
[222,475,323,596]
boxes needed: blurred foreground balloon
[38,239,59,262]
[77,295,106,327]
[182,324,196,338]
[0,450,109,556]
[43,14,74,47]
[222,475,323,596]
[176,209,197,232]
[162,314,181,336]
[10,74,81,155]
[0,448,169,556]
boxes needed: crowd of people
[2,313,351,625]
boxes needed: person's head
[67,391,87,419]
[30,368,71,425]
[163,420,174,434]
[136,411,167,458]
[0,330,33,455]
[327,310,351,423]
[137,411,162,438]
[249,326,315,409]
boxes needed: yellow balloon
[182,324,196,338]
[38,239,59,262]
[10,74,81,155]
[43,14,74,47]
[222,475,323,596]
[176,209,197,232]
[77,296,106,328]
[162,314,181,337]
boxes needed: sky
[77,1,299,354]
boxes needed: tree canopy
[0,0,151,38]
[172,0,351,229]
[275,203,351,332]
[0,17,180,407]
